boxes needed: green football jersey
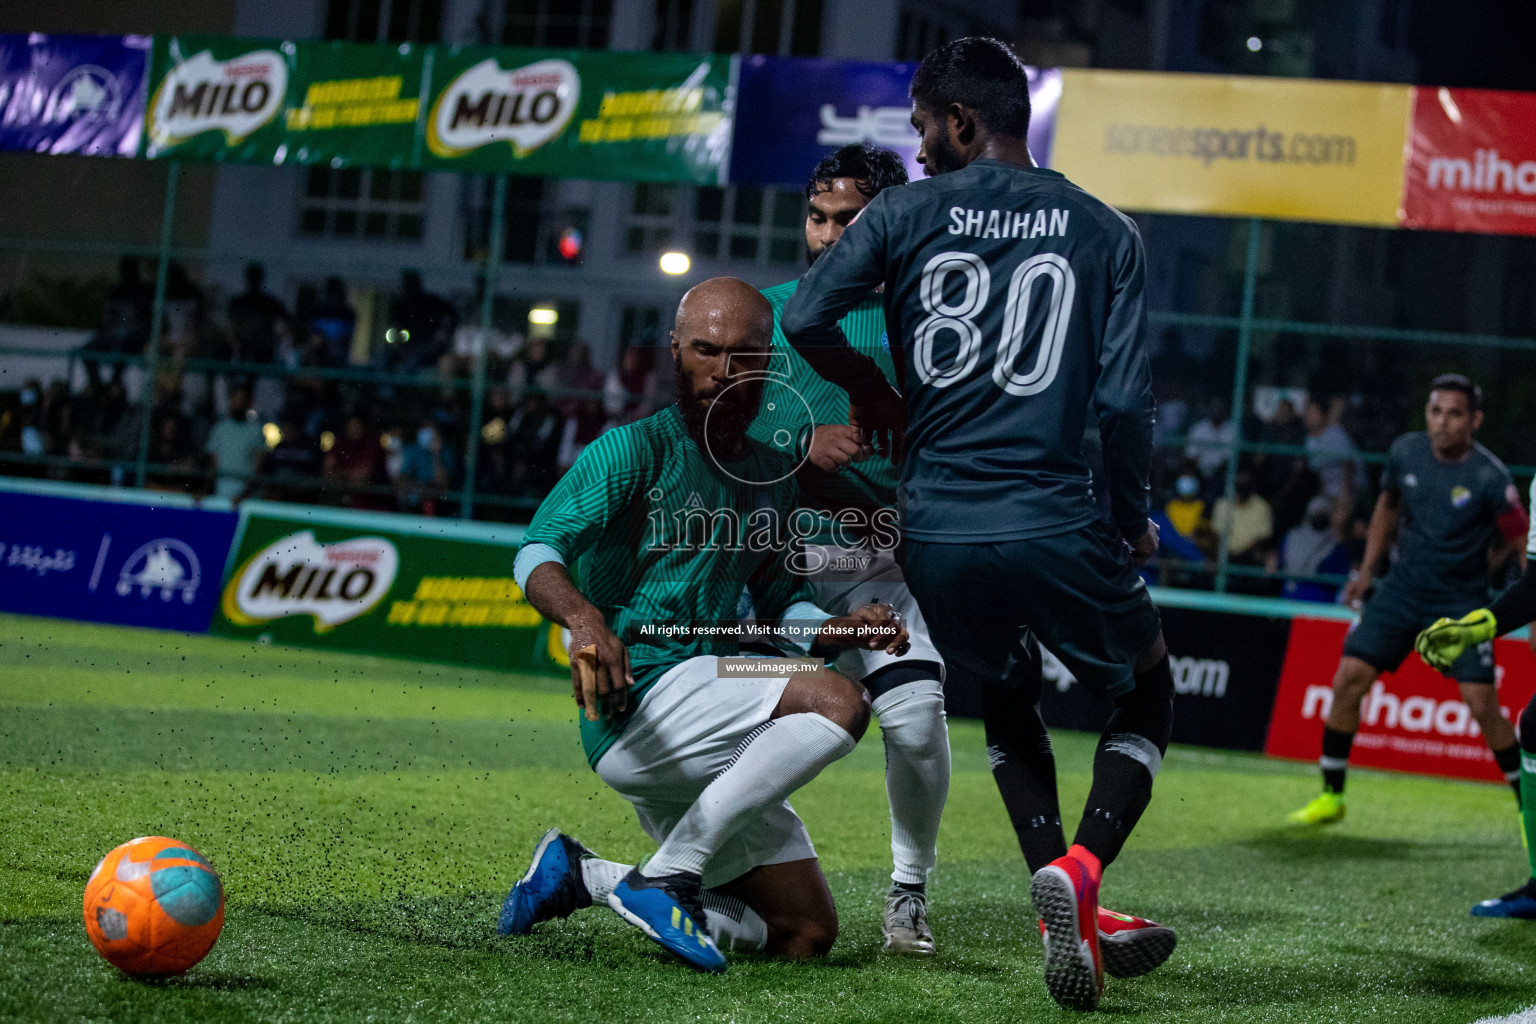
[521,404,815,767]
[749,280,900,540]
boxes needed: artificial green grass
[1,612,1533,1023]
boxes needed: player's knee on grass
[775,669,871,740]
[764,906,838,959]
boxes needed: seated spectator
[388,270,457,374]
[548,341,605,419]
[506,389,562,497]
[1185,396,1235,485]
[605,345,662,424]
[1303,397,1359,501]
[394,419,458,516]
[144,409,202,493]
[324,412,392,511]
[259,413,321,504]
[204,387,266,501]
[507,335,556,399]
[307,276,356,367]
[227,262,290,364]
[1210,466,1274,566]
[1147,463,1212,586]
[85,257,151,387]
[1269,495,1352,603]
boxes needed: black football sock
[984,680,1067,875]
[1494,743,1523,806]
[1073,653,1175,869]
[1321,727,1354,795]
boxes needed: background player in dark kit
[1290,375,1529,826]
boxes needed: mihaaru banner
[420,46,733,183]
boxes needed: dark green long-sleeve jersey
[780,159,1155,544]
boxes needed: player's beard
[674,362,762,455]
[807,241,830,268]
[925,130,967,176]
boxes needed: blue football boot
[1472,879,1536,919]
[607,867,726,973]
[497,828,594,935]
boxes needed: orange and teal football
[82,836,224,976]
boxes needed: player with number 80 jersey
[780,156,1151,550]
[781,37,1173,1012]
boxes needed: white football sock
[873,679,951,886]
[702,888,768,952]
[642,713,856,879]
[578,855,628,903]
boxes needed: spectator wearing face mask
[1210,465,1274,568]
[1269,495,1351,603]
[395,419,459,516]
[1147,462,1213,585]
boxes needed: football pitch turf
[2,613,1534,1023]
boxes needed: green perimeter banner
[421,46,732,183]
[141,36,732,182]
[211,509,543,672]
[143,36,427,166]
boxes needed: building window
[626,184,803,266]
[504,0,613,48]
[897,9,952,62]
[713,0,822,55]
[626,183,677,255]
[326,0,442,43]
[300,167,426,241]
[620,305,665,349]
[651,0,697,51]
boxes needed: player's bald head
[673,277,773,347]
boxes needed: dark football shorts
[1342,578,1495,683]
[903,519,1162,700]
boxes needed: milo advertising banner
[143,36,426,166]
[211,505,542,672]
[278,39,427,168]
[142,35,290,160]
[420,46,733,183]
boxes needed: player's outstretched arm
[523,560,632,722]
[1345,491,1401,608]
[781,194,903,449]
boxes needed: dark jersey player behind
[781,37,1175,1012]
[1418,475,1536,917]
[1289,375,1529,827]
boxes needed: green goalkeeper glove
[1414,609,1498,673]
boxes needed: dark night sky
[1408,0,1536,89]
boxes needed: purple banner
[730,56,1061,187]
[0,33,149,157]
[0,488,237,633]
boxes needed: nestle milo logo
[427,57,578,158]
[222,530,397,633]
[147,47,287,152]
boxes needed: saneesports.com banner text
[1052,69,1412,226]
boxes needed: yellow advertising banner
[1053,70,1412,226]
